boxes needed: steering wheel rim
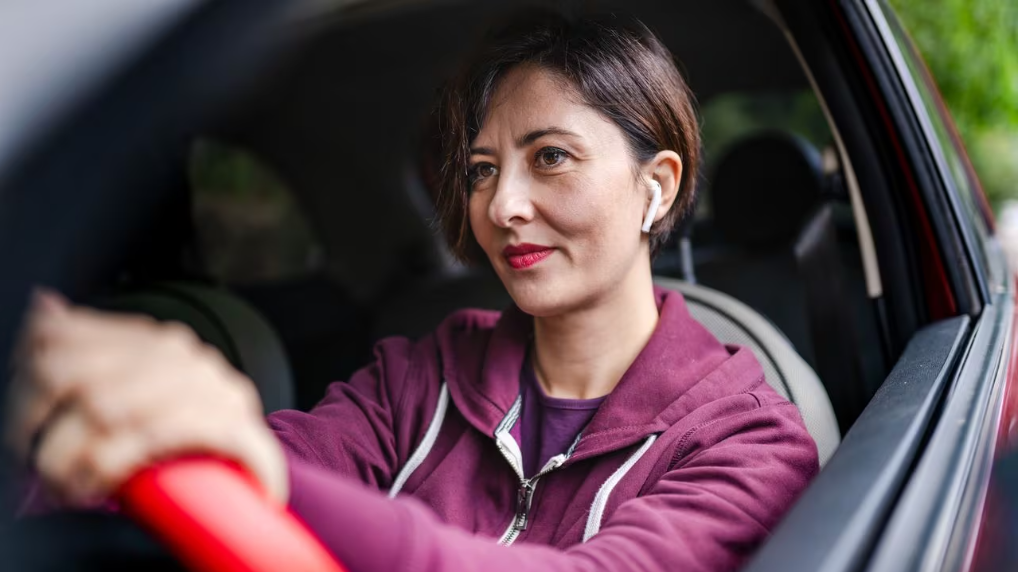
[117,457,346,572]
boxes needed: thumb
[31,287,69,316]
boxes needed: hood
[434,286,764,460]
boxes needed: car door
[743,1,1016,571]
[848,3,1016,571]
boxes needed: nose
[488,167,534,228]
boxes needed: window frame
[865,0,992,307]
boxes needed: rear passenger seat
[693,131,867,432]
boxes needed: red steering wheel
[117,458,346,572]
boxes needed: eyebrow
[470,127,582,156]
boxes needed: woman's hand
[5,289,288,506]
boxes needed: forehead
[474,65,618,145]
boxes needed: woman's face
[467,66,653,317]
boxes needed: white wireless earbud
[641,180,662,233]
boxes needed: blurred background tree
[890,0,1018,213]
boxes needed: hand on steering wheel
[6,289,287,506]
[6,289,343,571]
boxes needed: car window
[878,4,994,255]
[188,139,324,285]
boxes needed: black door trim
[744,315,970,572]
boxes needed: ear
[644,150,683,226]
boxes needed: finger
[38,395,282,507]
[10,287,68,363]
[34,406,98,505]
[7,342,127,461]
[4,374,48,460]
[72,429,152,505]
[20,289,74,348]
[37,412,153,506]
[35,400,236,506]
[5,291,69,452]
[73,386,261,500]
[31,287,70,315]
[5,368,88,462]
[9,307,115,453]
[16,287,71,347]
[9,316,205,457]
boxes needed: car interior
[89,0,897,467]
[8,0,999,569]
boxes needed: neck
[531,262,659,400]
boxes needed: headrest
[709,132,824,248]
[102,283,294,413]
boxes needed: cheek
[542,173,638,247]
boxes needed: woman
[8,13,818,572]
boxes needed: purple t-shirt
[519,360,606,478]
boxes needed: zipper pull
[515,481,536,531]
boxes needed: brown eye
[470,163,498,185]
[535,148,567,168]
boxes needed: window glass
[879,4,993,245]
[188,139,323,284]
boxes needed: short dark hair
[435,11,700,261]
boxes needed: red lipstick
[503,243,554,270]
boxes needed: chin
[502,277,579,317]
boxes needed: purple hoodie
[268,287,819,572]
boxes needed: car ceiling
[203,0,810,303]
[0,0,203,183]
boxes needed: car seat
[695,132,866,432]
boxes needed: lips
[503,243,555,270]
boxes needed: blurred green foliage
[189,139,287,199]
[890,0,1018,211]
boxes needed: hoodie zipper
[491,396,661,545]
[495,445,568,546]
[493,395,578,546]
